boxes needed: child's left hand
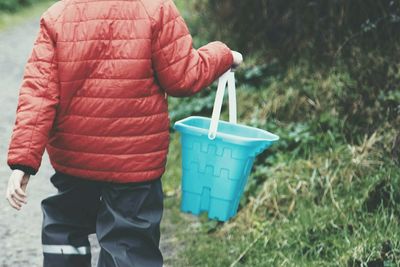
[5,170,30,210]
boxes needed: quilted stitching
[7,0,234,182]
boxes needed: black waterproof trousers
[40,171,164,267]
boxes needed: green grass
[0,0,54,30]
[173,148,400,266]
[164,61,400,266]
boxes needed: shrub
[0,0,50,12]
[206,0,400,62]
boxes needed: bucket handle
[208,69,237,140]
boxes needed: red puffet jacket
[7,0,234,183]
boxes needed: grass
[166,121,399,266]
[0,0,55,31]
[165,61,400,266]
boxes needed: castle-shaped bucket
[173,69,279,221]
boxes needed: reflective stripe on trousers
[41,171,164,267]
[42,245,91,255]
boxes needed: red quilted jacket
[7,0,234,183]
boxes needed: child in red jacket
[5,0,242,266]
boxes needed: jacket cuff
[219,42,235,70]
[9,164,38,175]
[209,41,234,77]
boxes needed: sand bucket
[173,69,279,221]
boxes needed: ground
[0,18,179,267]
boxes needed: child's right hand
[5,169,29,210]
[231,51,243,69]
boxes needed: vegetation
[0,0,54,30]
[165,0,400,266]
[0,0,51,12]
[206,1,400,61]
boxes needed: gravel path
[0,18,176,267]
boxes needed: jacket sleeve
[151,0,234,97]
[7,15,60,176]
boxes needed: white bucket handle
[208,69,237,140]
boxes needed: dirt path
[0,18,177,267]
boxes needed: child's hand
[5,170,30,210]
[231,51,243,69]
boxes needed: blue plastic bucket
[173,70,279,221]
